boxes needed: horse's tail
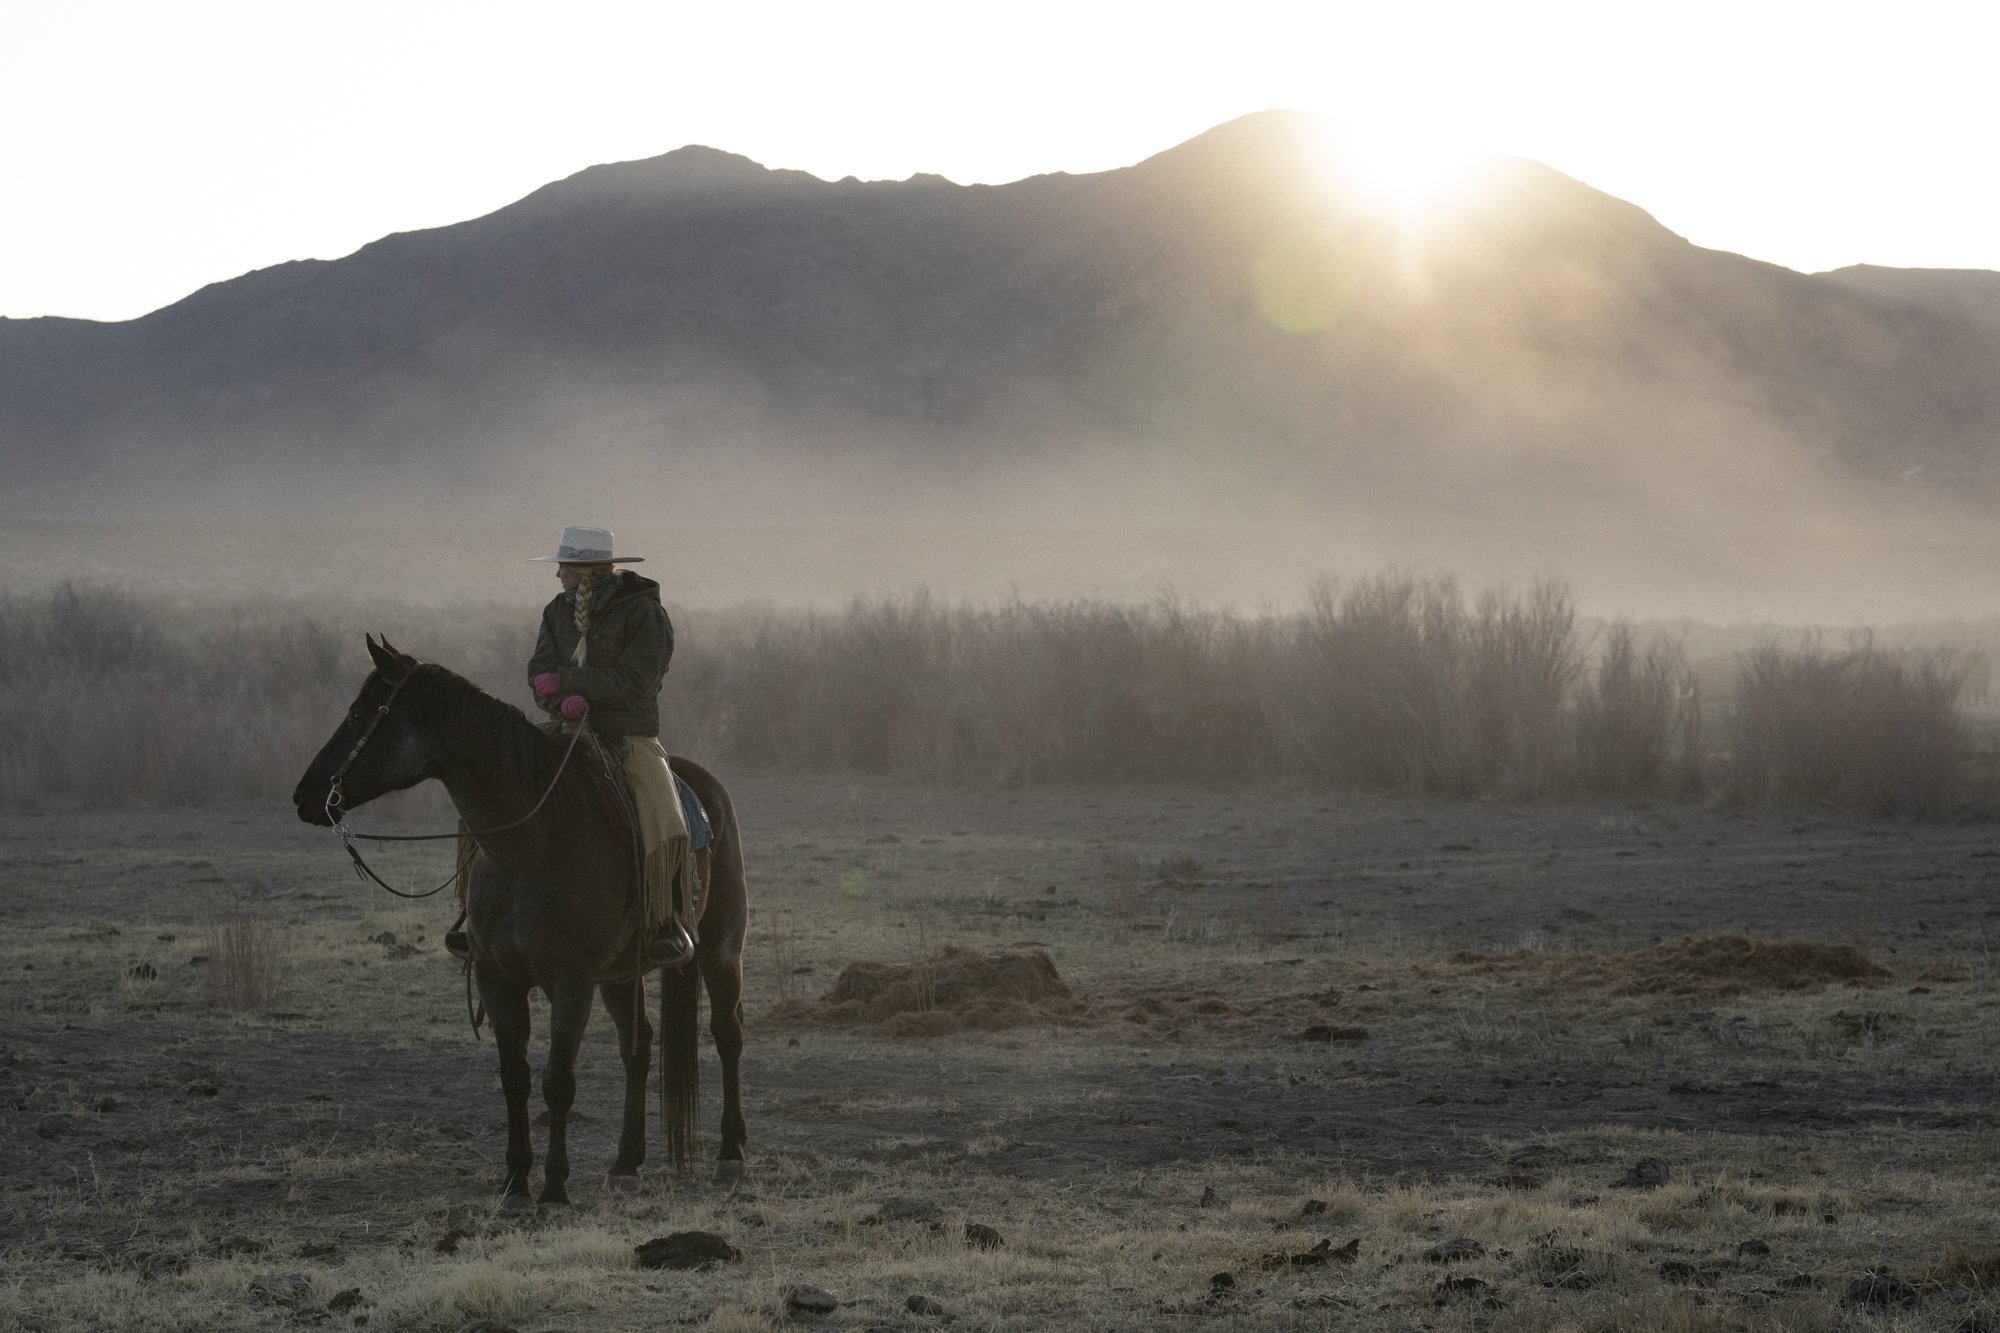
[658,956,702,1171]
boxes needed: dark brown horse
[291,637,747,1202]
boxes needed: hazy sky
[5,0,1996,322]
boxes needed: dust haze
[5,112,1997,628]
[5,382,1994,631]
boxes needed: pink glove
[532,672,562,698]
[560,695,590,722]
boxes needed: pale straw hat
[525,525,645,564]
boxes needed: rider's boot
[444,928,472,962]
[647,917,696,968]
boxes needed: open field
[3,781,1998,1331]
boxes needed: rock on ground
[635,1232,741,1270]
[1425,1238,1486,1263]
[784,1283,839,1315]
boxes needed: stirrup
[647,920,695,969]
[444,928,472,962]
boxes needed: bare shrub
[0,580,1982,815]
[1574,623,1691,793]
[203,609,348,697]
[1282,573,1471,790]
[910,906,936,1016]
[204,918,283,1012]
[1466,578,1581,797]
[1674,668,1705,795]
[1730,636,1974,816]
[1276,575,1583,795]
[767,912,801,1006]
[805,592,948,772]
[45,584,176,678]
[713,592,1275,786]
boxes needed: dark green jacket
[527,571,674,737]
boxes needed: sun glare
[1312,123,1490,223]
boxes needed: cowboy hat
[526,525,645,563]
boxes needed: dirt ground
[3,780,1997,1330]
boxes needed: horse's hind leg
[600,975,652,1192]
[478,969,535,1208]
[700,940,748,1183]
[537,976,595,1206]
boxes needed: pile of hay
[797,947,1078,1038]
[1631,935,1890,994]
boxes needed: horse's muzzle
[293,780,336,826]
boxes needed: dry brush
[0,579,1982,815]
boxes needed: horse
[291,636,748,1202]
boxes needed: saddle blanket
[674,772,712,851]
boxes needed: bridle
[323,669,414,828]
[322,665,589,899]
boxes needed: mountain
[5,110,2000,591]
[1819,264,2000,333]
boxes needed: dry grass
[1917,1240,2000,1291]
[201,918,283,1012]
[1099,868,1143,924]
[766,910,803,1006]
[5,788,2000,1333]
[4,1139,1990,1330]
[1445,935,1893,999]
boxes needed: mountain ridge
[5,110,1999,538]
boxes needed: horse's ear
[366,635,410,684]
[380,636,418,682]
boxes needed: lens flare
[1253,224,1362,334]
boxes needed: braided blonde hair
[569,562,616,665]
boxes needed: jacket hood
[608,570,662,604]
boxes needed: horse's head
[292,635,432,825]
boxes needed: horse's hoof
[713,1159,746,1188]
[537,1189,572,1207]
[604,1170,641,1196]
[500,1192,535,1214]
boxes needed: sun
[1309,121,1492,224]
[1251,117,1495,331]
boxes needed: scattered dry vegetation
[1443,936,1893,999]
[201,918,284,1013]
[1729,634,1977,816]
[4,579,1992,817]
[3,777,1998,1331]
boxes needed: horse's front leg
[478,966,535,1208]
[538,977,596,1206]
[600,975,652,1192]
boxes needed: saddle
[448,730,711,971]
[586,734,714,853]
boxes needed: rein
[322,667,590,899]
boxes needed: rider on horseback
[444,524,697,968]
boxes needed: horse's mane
[407,662,608,827]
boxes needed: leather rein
[322,666,588,899]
